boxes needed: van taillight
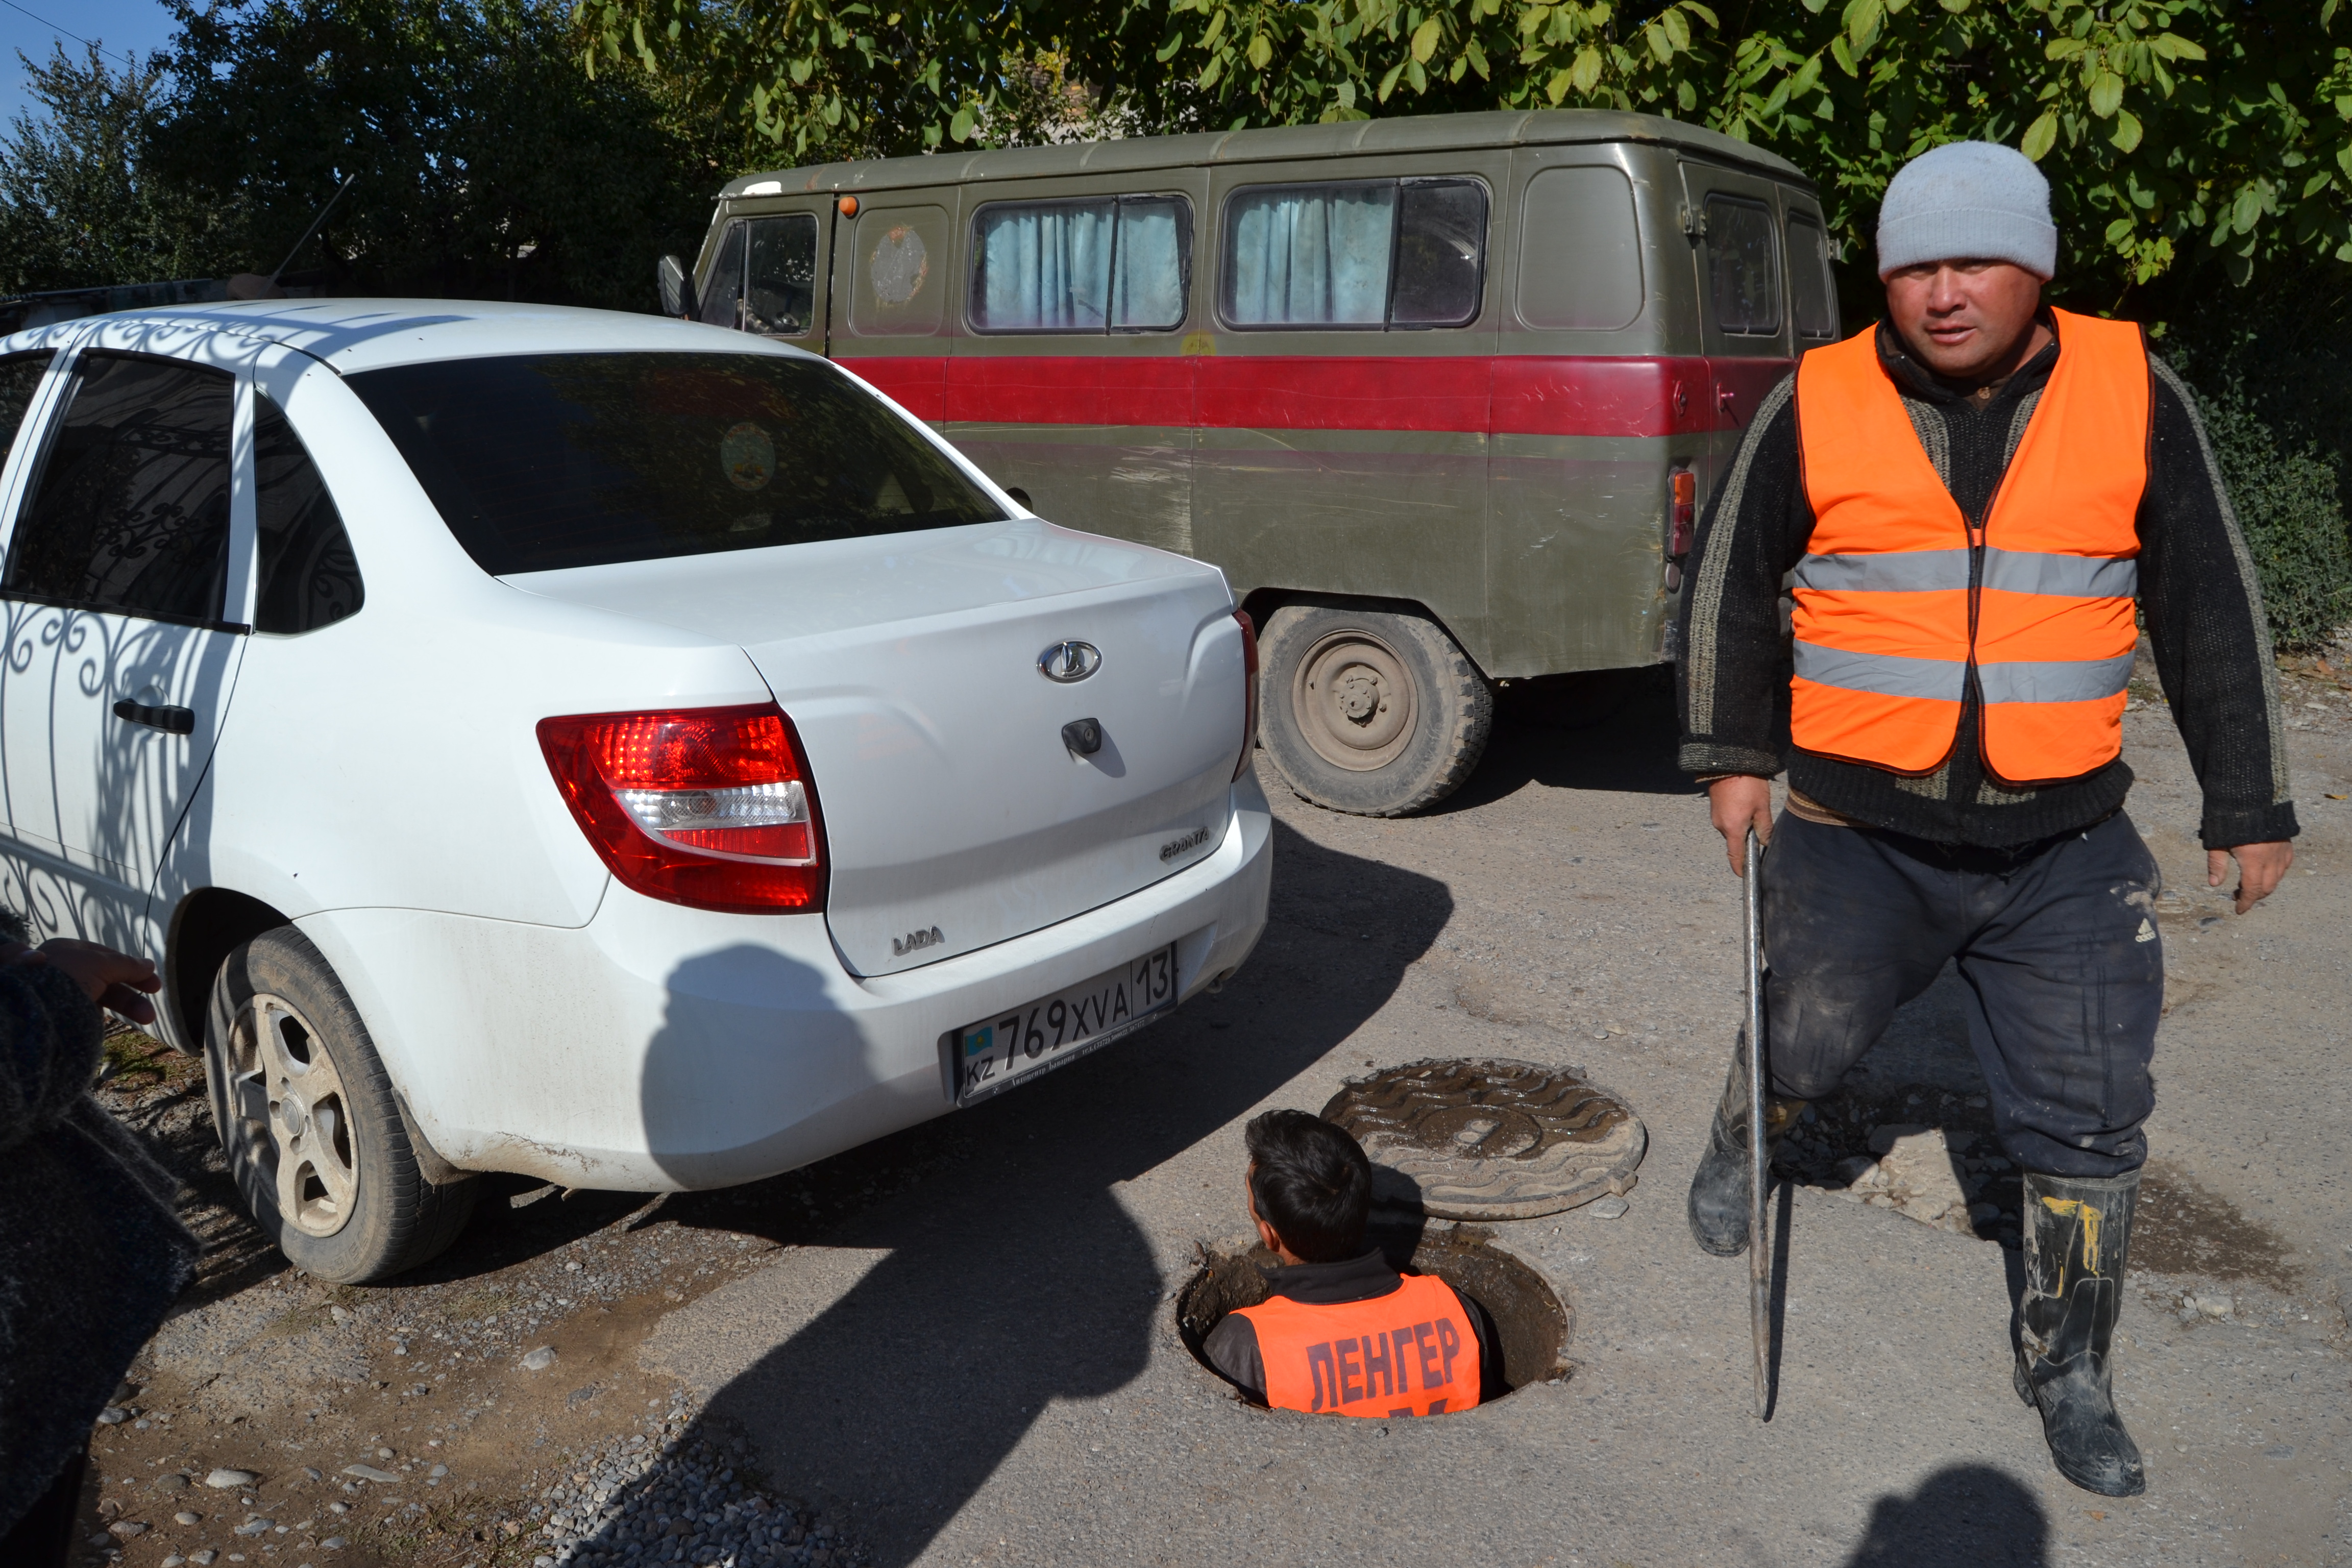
[1670,468,1697,557]
[1234,609,1260,781]
[537,703,826,913]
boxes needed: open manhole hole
[1174,1221,1572,1411]
[1322,1059,1646,1220]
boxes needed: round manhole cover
[1322,1059,1647,1221]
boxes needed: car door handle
[113,699,194,734]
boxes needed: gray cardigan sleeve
[0,959,107,1157]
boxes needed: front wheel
[205,928,478,1283]
[1257,604,1492,817]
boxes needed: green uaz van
[666,109,1836,815]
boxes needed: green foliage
[0,46,238,294]
[2190,376,2352,652]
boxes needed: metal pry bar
[1747,826,1771,1419]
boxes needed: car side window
[1221,177,1488,330]
[0,351,54,464]
[969,195,1191,333]
[3,352,233,625]
[1787,213,1840,341]
[744,215,819,336]
[697,221,749,329]
[254,397,363,634]
[1705,195,1782,336]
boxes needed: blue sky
[0,0,177,127]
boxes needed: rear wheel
[205,928,478,1283]
[1258,604,1492,816]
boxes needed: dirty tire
[205,928,478,1284]
[1258,604,1491,816]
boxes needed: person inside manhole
[1676,140,2297,1500]
[1204,1110,1504,1416]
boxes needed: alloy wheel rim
[227,992,359,1238]
[1293,629,1416,772]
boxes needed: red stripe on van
[832,353,1791,437]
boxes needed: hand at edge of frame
[1708,775,1776,877]
[7,938,162,1027]
[2209,841,2294,916]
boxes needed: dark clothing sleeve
[1675,331,2298,851]
[0,959,200,1537]
[1203,1311,1265,1401]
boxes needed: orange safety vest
[1230,1272,1481,1418]
[1791,308,2149,785]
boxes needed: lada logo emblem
[893,925,944,958]
[1038,641,1101,683]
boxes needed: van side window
[1515,166,1644,331]
[0,352,53,468]
[254,397,363,634]
[697,222,748,329]
[1705,196,1781,336]
[970,195,1191,333]
[4,352,232,625]
[1221,177,1487,330]
[1786,213,1840,340]
[746,216,819,335]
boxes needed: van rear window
[347,352,1005,577]
[1221,178,1486,330]
[1705,196,1781,336]
[970,195,1191,332]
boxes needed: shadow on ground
[565,815,1450,1567]
[1840,1463,2050,1566]
[1442,665,1700,809]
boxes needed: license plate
[950,945,1178,1106]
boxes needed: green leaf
[1684,3,1721,27]
[1677,78,1697,110]
[1831,34,1857,75]
[1407,56,1427,91]
[1247,31,1271,68]
[1411,16,1441,62]
[2110,109,2142,152]
[2233,186,2261,232]
[949,103,974,141]
[1661,8,1690,51]
[1466,38,1489,78]
[2021,110,2059,160]
[1449,53,1467,81]
[1646,21,1672,62]
[2326,0,2341,26]
[2104,216,2136,246]
[1843,0,1882,53]
[2088,71,2124,118]
[1938,0,1968,10]
[1337,77,1357,109]
[1571,43,1604,93]
[1546,65,1573,104]
[1157,31,1184,62]
[2148,32,2206,63]
[1379,59,1406,101]
[1790,53,1822,96]
[1199,8,1227,49]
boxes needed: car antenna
[267,173,359,288]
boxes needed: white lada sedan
[0,301,1269,1281]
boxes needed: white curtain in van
[976,201,1115,331]
[1110,200,1186,330]
[1224,184,1394,327]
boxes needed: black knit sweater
[1676,315,2299,850]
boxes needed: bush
[2186,378,2352,652]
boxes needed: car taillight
[1234,609,1260,781]
[536,703,826,914]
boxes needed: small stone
[304,1467,322,1482]
[206,1471,259,1490]
[429,1464,449,1478]
[1586,1196,1629,1220]
[175,1512,202,1526]
[162,1557,187,1568]
[97,1407,129,1425]
[192,1554,218,1567]
[321,1538,348,1551]
[342,1465,399,1484]
[375,1448,393,1460]
[2264,1444,2294,1458]
[522,1347,558,1371]
[233,1519,274,1537]
[109,1522,149,1539]
[155,1474,191,1492]
[2197,1292,2234,1319]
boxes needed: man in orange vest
[1203,1110,1501,1417]
[1676,141,2297,1499]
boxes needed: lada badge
[1038,641,1102,683]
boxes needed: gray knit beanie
[1875,141,2057,280]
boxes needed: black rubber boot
[2015,1168,2146,1497]
[1685,1032,1806,1257]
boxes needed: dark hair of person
[1245,1109,1373,1264]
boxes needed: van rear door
[1678,160,1799,532]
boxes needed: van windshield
[346,352,1005,576]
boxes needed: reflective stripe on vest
[1230,1272,1481,1418]
[1791,308,2149,783]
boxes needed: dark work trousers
[1758,809,2164,1178]
[0,1443,85,1567]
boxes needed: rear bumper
[302,776,1271,1191]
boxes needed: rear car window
[1705,195,1781,336]
[970,194,1191,333]
[1221,177,1487,330]
[346,352,1007,577]
[1787,213,1840,341]
[4,352,232,625]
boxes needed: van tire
[205,929,479,1284]
[1257,604,1492,816]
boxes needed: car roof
[719,107,1808,202]
[3,299,800,374]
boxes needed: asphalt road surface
[81,658,2352,1568]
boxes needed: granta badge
[1038,641,1102,683]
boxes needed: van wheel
[205,928,478,1284]
[1258,604,1492,816]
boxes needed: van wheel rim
[227,993,359,1238]
[1294,629,1416,771]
